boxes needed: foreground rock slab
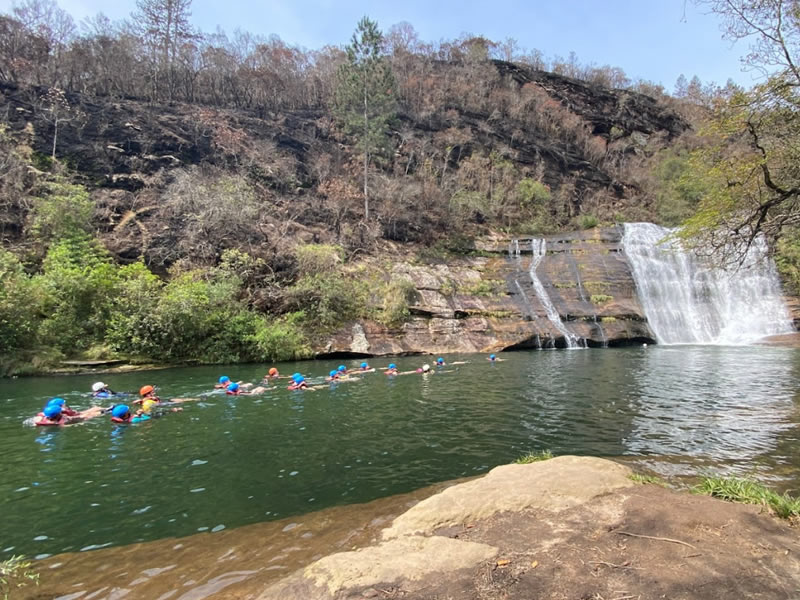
[260,457,800,600]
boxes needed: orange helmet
[268,368,278,376]
[139,385,155,397]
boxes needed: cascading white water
[529,239,583,348]
[622,222,793,345]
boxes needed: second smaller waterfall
[529,239,583,348]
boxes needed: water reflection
[2,348,800,559]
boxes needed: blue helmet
[219,376,230,384]
[337,365,346,372]
[112,405,130,419]
[227,382,239,392]
[329,370,337,377]
[47,397,66,407]
[388,363,396,369]
[360,362,368,368]
[43,404,62,419]
[292,373,304,382]
[436,357,444,364]
[490,354,496,359]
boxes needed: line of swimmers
[32,384,193,427]
[31,354,504,426]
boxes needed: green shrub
[629,473,668,487]
[577,214,599,229]
[0,249,42,355]
[250,312,312,361]
[286,273,368,331]
[294,244,343,276]
[377,278,418,326]
[30,179,93,241]
[35,236,119,353]
[694,476,800,519]
[516,178,551,206]
[514,450,553,464]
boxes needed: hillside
[0,60,687,268]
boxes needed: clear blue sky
[1,0,764,91]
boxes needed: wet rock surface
[261,457,800,600]
[323,227,655,357]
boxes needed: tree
[334,16,396,222]
[133,0,193,99]
[679,1,800,265]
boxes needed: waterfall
[622,222,793,345]
[529,239,583,348]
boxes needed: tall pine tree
[335,17,396,222]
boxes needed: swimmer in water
[288,374,309,390]
[358,361,375,373]
[487,353,504,362]
[133,385,160,405]
[385,363,398,375]
[91,382,116,398]
[33,402,96,426]
[327,370,340,382]
[225,382,268,395]
[263,367,283,382]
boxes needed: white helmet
[422,364,430,372]
[92,382,106,392]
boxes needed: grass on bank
[628,472,669,487]
[0,556,39,599]
[694,476,800,520]
[515,450,553,464]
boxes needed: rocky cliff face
[322,227,654,356]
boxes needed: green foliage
[335,16,396,219]
[0,249,41,356]
[583,281,610,295]
[515,178,552,206]
[694,476,800,519]
[462,278,504,297]
[30,178,94,241]
[652,150,707,227]
[0,555,39,600]
[577,214,599,229]
[376,277,417,326]
[514,450,553,464]
[590,294,613,305]
[286,273,368,331]
[628,472,668,487]
[35,235,119,354]
[249,312,312,361]
[775,227,800,295]
[294,244,343,276]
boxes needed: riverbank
[17,457,800,600]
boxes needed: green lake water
[2,346,800,560]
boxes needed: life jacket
[35,415,66,427]
[131,414,151,423]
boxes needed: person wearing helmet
[263,367,281,381]
[327,370,340,382]
[487,353,503,362]
[215,376,231,389]
[134,385,161,405]
[110,404,132,423]
[436,357,445,367]
[288,374,308,390]
[385,363,398,376]
[358,361,375,373]
[44,397,79,417]
[91,382,116,398]
[337,365,347,375]
[421,364,431,373]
